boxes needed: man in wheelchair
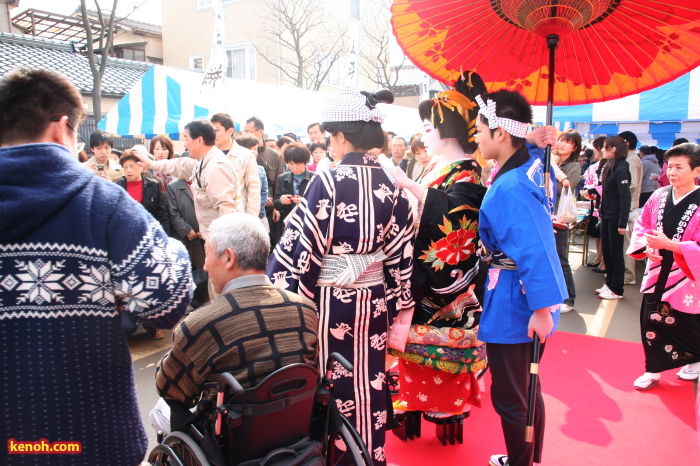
[150,213,372,465]
[152,212,318,440]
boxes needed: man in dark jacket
[0,68,192,465]
[167,177,208,306]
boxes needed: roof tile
[0,31,150,96]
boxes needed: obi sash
[491,252,517,270]
[317,250,386,288]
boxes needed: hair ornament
[429,90,477,129]
[322,87,394,124]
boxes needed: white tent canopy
[98,65,423,141]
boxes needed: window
[121,47,146,62]
[350,0,360,20]
[189,54,204,71]
[226,45,256,80]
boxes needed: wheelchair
[148,353,372,466]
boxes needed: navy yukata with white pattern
[266,152,414,465]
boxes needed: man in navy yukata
[474,90,567,466]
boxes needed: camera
[95,164,105,171]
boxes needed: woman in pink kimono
[628,143,700,390]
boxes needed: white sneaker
[598,288,623,300]
[677,362,700,381]
[560,303,575,313]
[595,284,610,294]
[489,455,508,466]
[634,372,660,391]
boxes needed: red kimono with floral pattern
[389,158,488,412]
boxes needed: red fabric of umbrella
[391,0,700,106]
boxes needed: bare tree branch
[80,0,151,122]
[359,0,410,94]
[238,0,348,91]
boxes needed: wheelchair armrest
[218,373,245,399]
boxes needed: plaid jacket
[156,283,318,416]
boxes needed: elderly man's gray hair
[208,213,270,270]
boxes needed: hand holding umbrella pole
[543,34,559,204]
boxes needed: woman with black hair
[586,136,631,300]
[628,143,700,389]
[583,136,607,271]
[266,87,414,465]
[307,142,328,172]
[273,143,315,222]
[386,71,488,424]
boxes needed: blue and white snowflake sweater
[0,143,193,465]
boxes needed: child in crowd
[116,149,171,339]
[273,143,315,223]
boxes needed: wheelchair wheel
[148,431,211,466]
[327,414,372,466]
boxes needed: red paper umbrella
[391,0,700,106]
[393,0,700,444]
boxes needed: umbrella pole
[543,34,559,201]
[526,33,558,445]
[525,337,541,442]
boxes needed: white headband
[476,95,529,138]
[321,87,385,124]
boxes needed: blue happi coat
[478,145,568,344]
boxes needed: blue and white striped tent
[98,66,209,139]
[532,67,700,148]
[98,65,424,140]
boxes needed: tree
[242,0,349,91]
[79,0,148,122]
[359,0,409,94]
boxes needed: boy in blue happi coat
[475,90,567,466]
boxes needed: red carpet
[386,332,698,465]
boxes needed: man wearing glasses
[0,68,193,465]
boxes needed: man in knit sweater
[0,69,193,465]
[155,213,318,429]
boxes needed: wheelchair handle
[326,352,353,374]
[215,373,245,436]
